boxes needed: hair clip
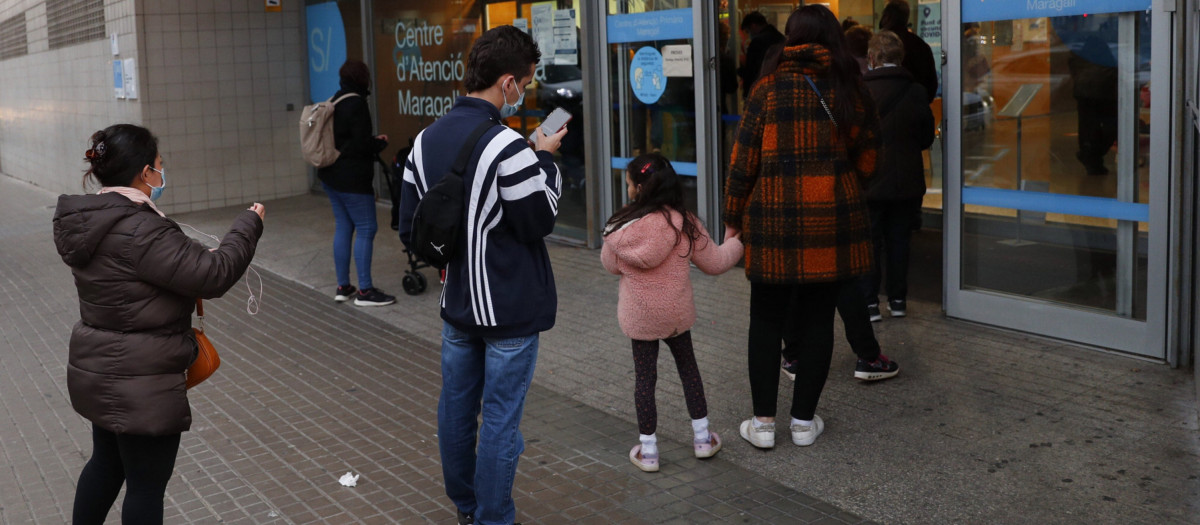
[86,142,106,159]
[640,163,653,174]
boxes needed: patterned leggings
[632,331,708,436]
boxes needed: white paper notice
[110,33,119,56]
[512,18,528,32]
[662,45,692,77]
[531,4,553,65]
[551,9,577,65]
[122,58,138,99]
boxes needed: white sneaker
[739,418,775,449]
[790,415,824,446]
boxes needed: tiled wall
[0,0,142,196]
[0,0,310,214]
[139,0,308,213]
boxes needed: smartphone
[528,107,573,143]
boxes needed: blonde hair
[868,30,905,66]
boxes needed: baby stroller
[380,149,432,296]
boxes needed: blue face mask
[148,167,166,202]
[500,78,525,119]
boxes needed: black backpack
[410,121,495,269]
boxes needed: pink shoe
[629,445,659,472]
[694,431,722,459]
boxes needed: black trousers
[73,424,181,525]
[782,279,880,362]
[863,197,923,305]
[748,280,845,420]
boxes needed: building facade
[0,0,1198,369]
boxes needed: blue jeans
[438,322,539,525]
[323,183,377,290]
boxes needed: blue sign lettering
[963,0,1151,23]
[307,2,347,103]
[607,8,692,44]
[629,46,666,104]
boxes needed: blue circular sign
[629,46,666,104]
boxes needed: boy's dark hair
[845,25,874,59]
[603,153,704,257]
[740,11,768,31]
[83,124,159,188]
[464,26,541,93]
[339,59,371,90]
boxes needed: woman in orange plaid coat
[724,4,880,450]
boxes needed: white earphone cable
[177,222,262,315]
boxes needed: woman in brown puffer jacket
[52,124,264,525]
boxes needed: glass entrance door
[601,1,707,227]
[945,1,1171,357]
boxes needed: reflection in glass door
[945,0,1169,357]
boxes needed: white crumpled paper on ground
[338,472,360,487]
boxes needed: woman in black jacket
[861,30,935,318]
[317,60,394,306]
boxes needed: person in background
[53,124,264,525]
[318,59,394,307]
[845,24,874,74]
[725,5,880,450]
[878,0,939,102]
[601,154,743,473]
[397,26,567,525]
[738,11,785,99]
[860,30,936,321]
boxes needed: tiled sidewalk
[0,176,867,524]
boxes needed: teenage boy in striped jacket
[397,25,567,525]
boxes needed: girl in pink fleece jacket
[601,154,744,473]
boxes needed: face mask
[148,167,166,201]
[500,77,525,119]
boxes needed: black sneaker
[353,288,396,307]
[334,284,357,302]
[781,358,800,381]
[456,510,473,525]
[867,303,882,322]
[855,354,900,381]
[888,299,907,318]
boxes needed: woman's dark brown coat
[53,193,262,436]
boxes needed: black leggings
[73,424,181,525]
[632,331,708,436]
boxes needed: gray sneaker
[790,415,824,446]
[739,418,775,449]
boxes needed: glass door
[602,1,707,227]
[945,0,1171,357]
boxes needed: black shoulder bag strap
[803,74,837,128]
[875,85,909,119]
[449,120,498,183]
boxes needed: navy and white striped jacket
[398,96,561,337]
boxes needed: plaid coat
[724,44,880,284]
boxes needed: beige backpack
[299,93,359,168]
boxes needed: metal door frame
[943,0,1179,359]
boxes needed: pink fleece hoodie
[601,209,744,341]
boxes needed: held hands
[724,224,741,242]
[533,127,569,155]
[249,203,265,221]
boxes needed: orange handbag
[186,299,221,389]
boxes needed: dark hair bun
[82,124,159,189]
